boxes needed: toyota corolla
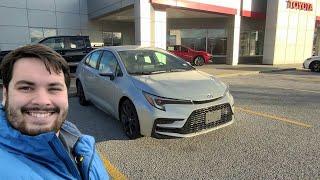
[76,46,234,139]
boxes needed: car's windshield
[118,49,195,75]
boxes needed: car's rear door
[81,50,102,103]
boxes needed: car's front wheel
[120,99,141,139]
[310,61,320,72]
[76,80,89,106]
[194,56,205,66]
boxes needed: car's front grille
[153,103,233,135]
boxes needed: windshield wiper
[130,71,167,75]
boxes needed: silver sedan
[76,46,235,139]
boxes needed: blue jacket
[0,107,109,179]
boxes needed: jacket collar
[0,106,62,163]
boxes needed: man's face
[3,58,68,136]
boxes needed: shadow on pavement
[67,97,129,142]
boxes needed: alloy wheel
[311,61,320,72]
[194,56,205,66]
[120,99,140,139]
[77,81,89,106]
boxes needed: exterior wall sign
[286,1,313,11]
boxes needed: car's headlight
[143,92,167,111]
[142,91,192,111]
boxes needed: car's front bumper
[151,103,234,138]
[135,92,235,138]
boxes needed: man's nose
[31,89,52,106]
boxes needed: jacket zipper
[49,138,81,179]
[86,145,95,179]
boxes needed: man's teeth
[28,112,53,118]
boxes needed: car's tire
[310,61,320,72]
[194,56,205,66]
[120,99,141,139]
[76,80,89,106]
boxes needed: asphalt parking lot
[65,69,320,179]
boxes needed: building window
[168,29,227,56]
[103,32,122,46]
[30,28,57,43]
[240,30,264,56]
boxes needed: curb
[216,71,260,78]
[216,68,297,78]
[259,68,297,73]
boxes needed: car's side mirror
[99,67,115,80]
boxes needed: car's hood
[129,70,227,101]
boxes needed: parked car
[167,45,213,66]
[0,35,93,73]
[303,56,320,72]
[76,46,234,139]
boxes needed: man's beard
[4,96,68,136]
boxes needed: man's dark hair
[0,44,70,90]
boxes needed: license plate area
[205,110,221,124]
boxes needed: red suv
[167,45,213,66]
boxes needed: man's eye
[49,88,62,92]
[18,87,32,91]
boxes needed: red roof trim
[151,0,237,15]
[242,10,266,19]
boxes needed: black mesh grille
[154,103,233,134]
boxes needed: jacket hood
[129,70,227,101]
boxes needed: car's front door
[95,50,122,114]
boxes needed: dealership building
[1,0,320,65]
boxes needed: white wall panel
[80,14,102,30]
[0,0,26,8]
[27,0,55,11]
[0,26,30,44]
[28,10,56,28]
[57,28,81,35]
[80,0,87,13]
[55,0,79,13]
[56,12,80,29]
[0,7,28,26]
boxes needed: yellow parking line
[236,107,312,128]
[102,157,127,180]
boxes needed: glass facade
[103,32,122,46]
[169,29,227,56]
[239,30,264,56]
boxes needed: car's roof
[97,45,163,52]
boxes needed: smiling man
[0,44,109,179]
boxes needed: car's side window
[84,54,92,65]
[41,37,65,50]
[69,37,85,49]
[87,51,101,69]
[98,51,121,75]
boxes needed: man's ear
[2,86,7,106]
